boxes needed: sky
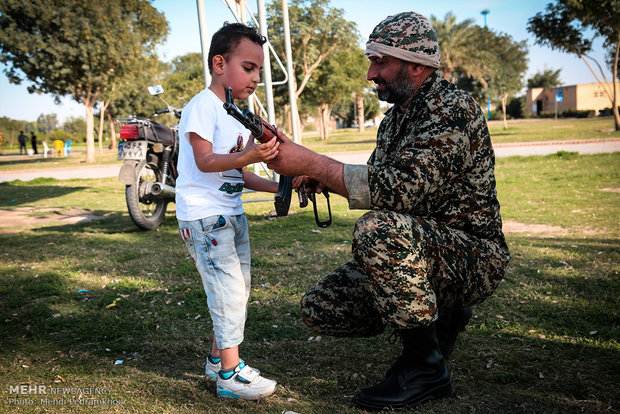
[0,0,613,123]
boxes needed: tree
[163,53,205,107]
[431,12,488,85]
[527,68,562,88]
[527,0,620,130]
[0,0,169,162]
[304,47,368,140]
[482,29,529,129]
[0,116,34,146]
[36,113,59,135]
[506,96,526,119]
[266,0,359,134]
[61,116,86,141]
[333,90,380,128]
[102,54,170,151]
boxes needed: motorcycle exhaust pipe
[151,183,175,199]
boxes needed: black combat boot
[355,324,453,411]
[435,306,473,359]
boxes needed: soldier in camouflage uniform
[267,11,510,411]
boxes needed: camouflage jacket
[344,69,505,243]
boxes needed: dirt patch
[0,207,106,233]
[599,187,620,194]
[502,220,568,236]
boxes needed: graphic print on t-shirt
[219,134,244,182]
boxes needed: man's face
[367,55,417,107]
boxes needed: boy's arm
[190,132,278,173]
[242,169,278,193]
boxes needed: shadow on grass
[0,181,87,206]
[0,223,617,412]
[33,212,158,234]
[0,156,79,169]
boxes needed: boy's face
[221,37,264,101]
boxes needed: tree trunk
[283,103,291,135]
[84,97,96,163]
[317,107,326,141]
[502,94,508,130]
[97,100,110,152]
[356,93,365,133]
[107,112,117,151]
[318,103,333,140]
[98,102,106,152]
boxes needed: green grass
[487,116,620,144]
[300,116,620,153]
[0,152,618,413]
[1,117,618,172]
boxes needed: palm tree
[431,12,489,86]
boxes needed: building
[526,81,619,116]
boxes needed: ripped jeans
[178,214,251,349]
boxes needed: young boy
[175,22,279,401]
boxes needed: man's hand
[267,129,349,199]
[293,175,327,195]
[266,130,315,177]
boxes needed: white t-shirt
[175,88,250,221]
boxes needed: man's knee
[353,210,425,263]
[299,290,319,329]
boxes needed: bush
[538,109,595,118]
[539,111,557,118]
[506,96,525,119]
[598,107,620,117]
[561,109,595,118]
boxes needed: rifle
[223,87,332,228]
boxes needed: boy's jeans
[178,214,251,349]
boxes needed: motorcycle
[116,85,181,230]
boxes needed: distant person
[175,22,280,401]
[18,131,27,155]
[30,132,38,155]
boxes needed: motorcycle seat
[134,117,175,146]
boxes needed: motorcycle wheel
[125,160,168,230]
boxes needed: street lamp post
[481,9,491,120]
[481,9,489,26]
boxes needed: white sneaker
[205,358,259,381]
[216,362,278,400]
[205,357,221,380]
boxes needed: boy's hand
[245,136,279,164]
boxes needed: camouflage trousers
[300,210,509,337]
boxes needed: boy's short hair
[208,22,267,73]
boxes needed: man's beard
[376,63,417,107]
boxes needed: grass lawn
[1,117,619,172]
[0,150,120,172]
[299,116,620,153]
[0,152,618,413]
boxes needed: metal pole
[282,0,301,144]
[257,0,275,124]
[196,0,212,88]
[481,9,491,120]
